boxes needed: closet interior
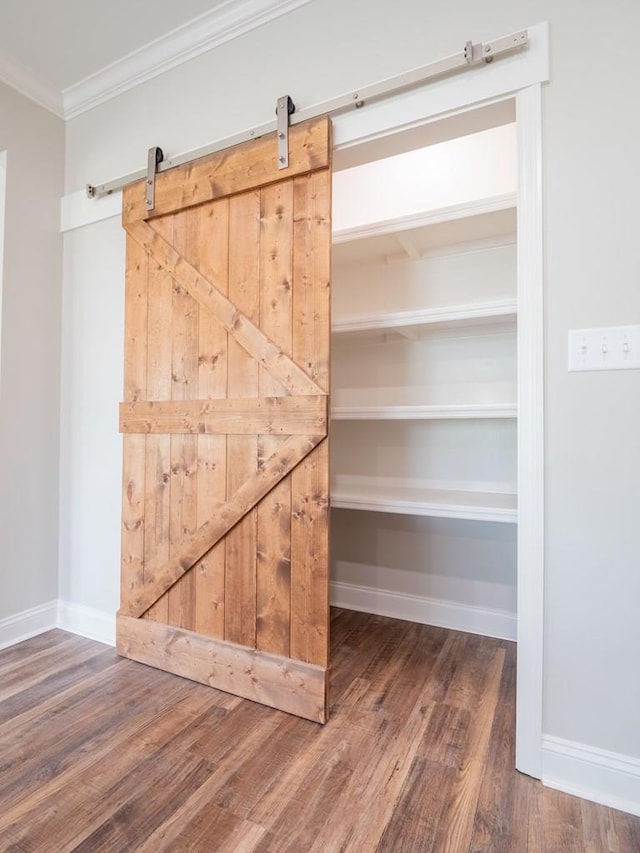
[330,104,518,640]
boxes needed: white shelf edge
[332,298,518,335]
[331,403,517,420]
[332,192,517,244]
[330,491,518,523]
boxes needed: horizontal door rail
[86,29,527,200]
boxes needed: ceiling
[0,0,308,118]
[0,1,229,90]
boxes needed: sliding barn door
[117,117,332,723]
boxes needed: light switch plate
[568,325,640,371]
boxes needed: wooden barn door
[116,117,332,723]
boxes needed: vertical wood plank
[257,182,294,657]
[292,169,331,393]
[145,215,173,624]
[290,168,332,667]
[168,208,200,630]
[121,237,148,610]
[194,198,230,639]
[225,190,260,648]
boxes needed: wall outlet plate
[568,325,640,371]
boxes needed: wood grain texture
[122,117,331,224]
[291,168,331,393]
[290,168,332,668]
[120,232,148,608]
[257,181,294,657]
[225,189,260,649]
[290,441,330,667]
[144,213,173,624]
[433,648,505,852]
[120,395,327,435]
[120,121,331,720]
[194,197,229,640]
[168,207,199,631]
[126,218,323,397]
[2,617,640,851]
[469,638,530,852]
[120,434,323,619]
[117,615,327,723]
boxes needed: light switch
[568,325,640,371]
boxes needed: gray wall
[0,82,64,618]
[60,0,640,763]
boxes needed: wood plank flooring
[1,610,639,852]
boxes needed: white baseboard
[330,581,516,641]
[0,600,58,651]
[56,600,116,647]
[543,735,640,817]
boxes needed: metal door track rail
[86,29,528,202]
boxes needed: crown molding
[62,0,313,119]
[0,54,64,118]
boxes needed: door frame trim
[515,82,545,779]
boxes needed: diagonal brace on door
[125,219,326,396]
[120,433,325,618]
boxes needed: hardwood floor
[0,610,638,852]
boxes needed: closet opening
[329,97,520,709]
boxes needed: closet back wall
[329,123,518,638]
[61,0,640,775]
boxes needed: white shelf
[331,483,517,523]
[331,192,518,528]
[331,403,516,421]
[332,299,517,337]
[332,194,517,247]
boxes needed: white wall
[0,82,64,620]
[58,217,124,614]
[0,151,6,374]
[61,0,640,783]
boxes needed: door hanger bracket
[464,39,494,64]
[276,95,296,170]
[145,146,164,214]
